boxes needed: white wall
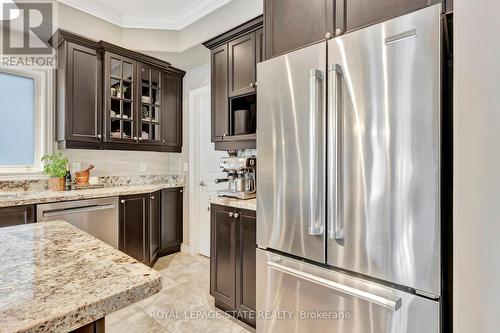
[454,1,500,332]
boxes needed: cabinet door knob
[139,137,143,141]
[335,28,344,36]
[133,136,138,141]
[150,195,155,200]
[229,212,234,217]
[223,133,228,137]
[233,213,240,219]
[97,134,102,140]
[120,199,125,204]
[180,189,183,193]
[250,82,255,88]
[325,32,333,39]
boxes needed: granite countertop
[0,221,162,333]
[0,182,183,208]
[209,195,257,211]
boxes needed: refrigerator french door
[257,4,442,332]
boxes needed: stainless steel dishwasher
[37,197,119,248]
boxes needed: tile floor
[106,252,254,333]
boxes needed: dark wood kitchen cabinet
[160,187,183,256]
[210,44,229,141]
[204,16,262,151]
[335,0,441,35]
[149,191,161,265]
[235,209,257,327]
[210,204,256,328]
[53,31,102,150]
[52,30,185,153]
[229,32,257,97]
[264,0,448,59]
[0,205,35,228]
[264,0,334,59]
[119,194,148,265]
[162,70,184,151]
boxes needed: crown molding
[58,0,232,31]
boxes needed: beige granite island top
[209,195,257,211]
[0,182,183,208]
[0,221,162,333]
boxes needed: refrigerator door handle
[268,258,402,311]
[327,64,344,240]
[308,69,325,236]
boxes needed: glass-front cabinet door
[139,64,163,145]
[105,52,137,143]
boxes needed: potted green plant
[41,153,68,191]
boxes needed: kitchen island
[0,221,162,333]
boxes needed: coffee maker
[215,157,256,199]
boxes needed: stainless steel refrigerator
[256,4,442,332]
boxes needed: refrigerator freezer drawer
[256,249,439,333]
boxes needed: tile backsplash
[60,149,183,176]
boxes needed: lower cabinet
[160,188,183,256]
[119,194,148,264]
[119,188,183,267]
[0,205,35,228]
[210,204,256,327]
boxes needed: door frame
[188,85,211,256]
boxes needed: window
[0,68,51,175]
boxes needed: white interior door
[190,86,226,257]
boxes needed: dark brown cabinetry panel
[229,33,256,97]
[336,0,440,34]
[162,72,183,151]
[119,194,148,264]
[256,28,264,64]
[211,44,229,141]
[55,37,102,149]
[53,30,185,153]
[160,187,183,256]
[210,205,237,308]
[210,204,256,328]
[264,0,334,59]
[236,209,256,327]
[149,191,161,266]
[204,16,262,150]
[0,205,35,228]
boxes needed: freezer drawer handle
[308,69,325,236]
[42,203,117,218]
[327,64,344,240]
[267,259,402,311]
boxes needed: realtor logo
[1,1,56,67]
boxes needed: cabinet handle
[335,28,344,36]
[229,212,234,218]
[120,199,125,204]
[179,189,183,193]
[133,136,138,141]
[150,195,155,200]
[250,82,255,88]
[139,137,143,141]
[325,32,333,39]
[233,213,240,219]
[97,134,102,140]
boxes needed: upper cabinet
[264,0,334,59]
[52,30,185,153]
[104,52,138,145]
[204,16,263,151]
[55,33,102,149]
[264,0,447,59]
[336,0,441,35]
[228,32,257,97]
